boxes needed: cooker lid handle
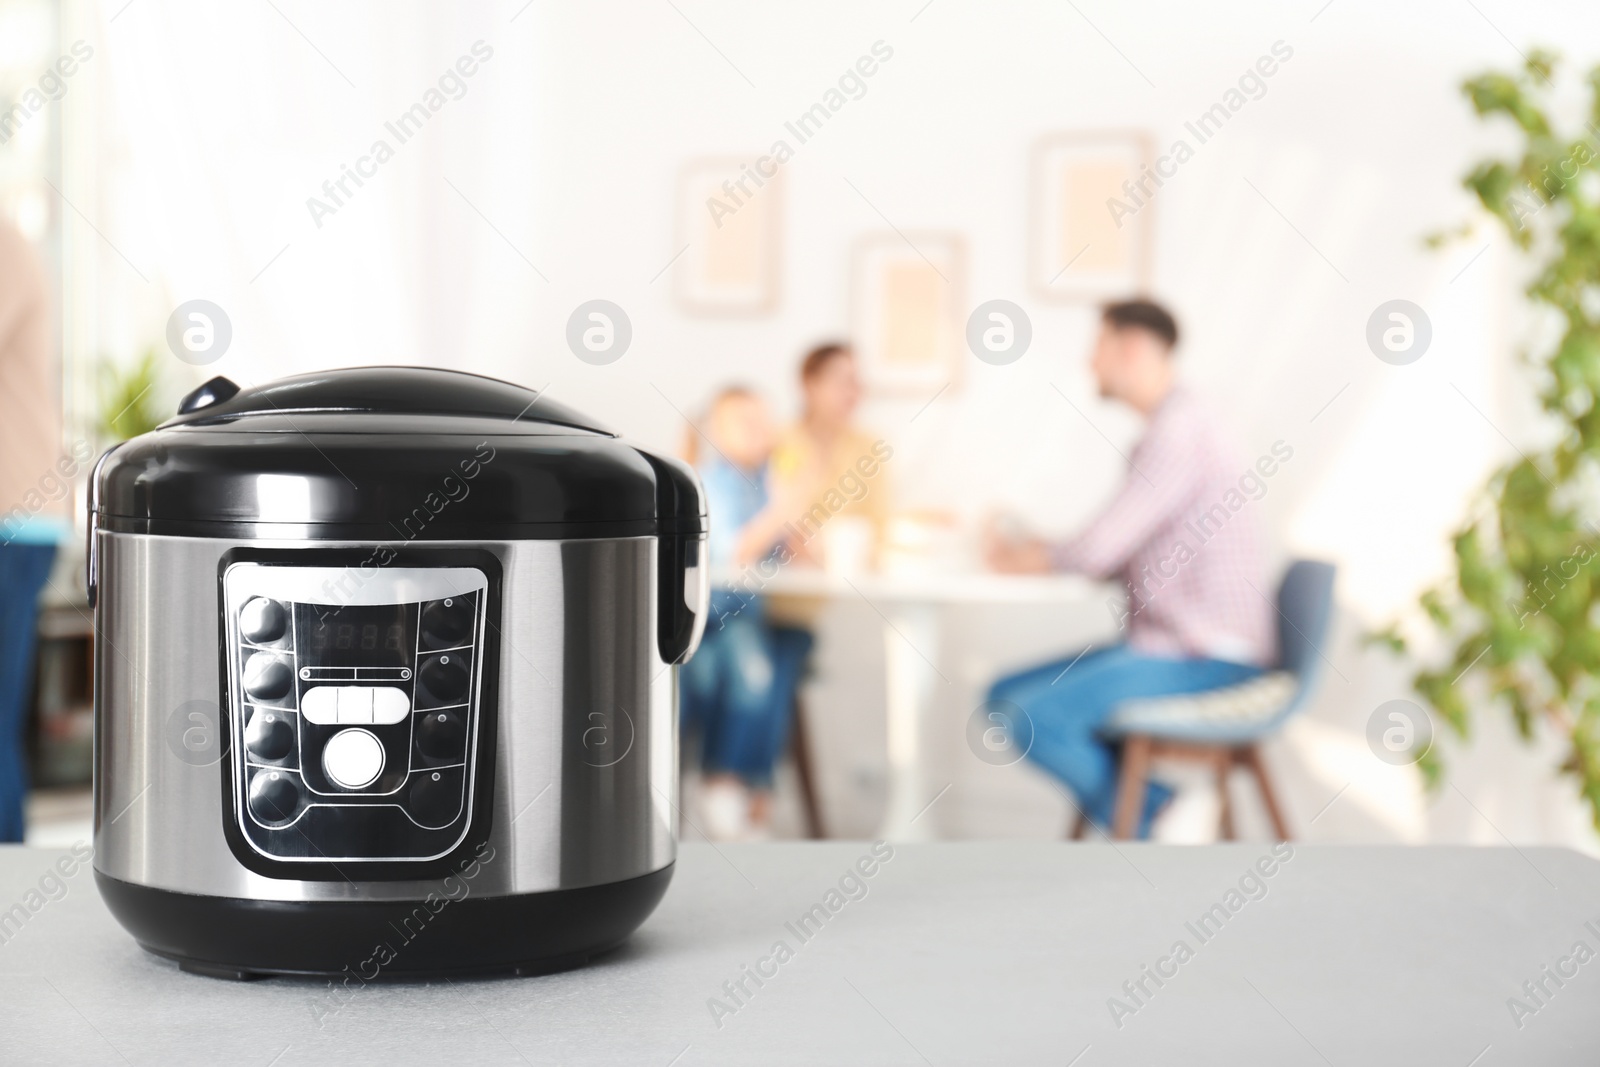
[177,375,241,414]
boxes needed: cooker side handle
[85,442,123,609]
[635,449,708,665]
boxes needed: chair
[789,694,826,839]
[1089,559,1337,841]
[775,624,825,839]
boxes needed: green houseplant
[1391,51,1600,828]
[98,347,165,442]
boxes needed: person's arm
[988,413,1195,578]
[1051,418,1196,579]
[732,497,793,567]
[986,528,1053,573]
[731,462,828,567]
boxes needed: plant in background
[98,348,164,442]
[1383,51,1600,827]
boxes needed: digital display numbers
[300,604,415,666]
[312,620,404,653]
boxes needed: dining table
[725,564,1106,840]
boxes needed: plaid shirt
[1051,387,1274,666]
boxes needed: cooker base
[94,864,673,981]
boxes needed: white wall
[66,0,1600,846]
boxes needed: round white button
[322,728,384,790]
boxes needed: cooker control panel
[222,563,491,866]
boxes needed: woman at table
[767,342,889,572]
[679,386,816,840]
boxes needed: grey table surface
[1,841,1598,1066]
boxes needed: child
[680,387,814,840]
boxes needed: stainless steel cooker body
[94,531,677,902]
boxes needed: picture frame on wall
[675,156,782,315]
[851,232,965,396]
[1030,131,1154,302]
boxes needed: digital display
[298,603,415,666]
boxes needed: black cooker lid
[93,366,706,539]
[164,365,613,433]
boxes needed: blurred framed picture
[1030,132,1153,302]
[675,156,782,315]
[852,232,965,395]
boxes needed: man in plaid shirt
[987,299,1274,838]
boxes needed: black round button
[239,597,288,644]
[409,772,459,827]
[247,770,300,824]
[243,652,293,703]
[418,654,468,704]
[245,709,294,761]
[421,597,472,648]
[416,708,466,760]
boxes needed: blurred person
[679,387,815,840]
[986,299,1271,838]
[758,340,896,591]
[0,216,63,842]
[758,342,893,757]
[768,342,889,570]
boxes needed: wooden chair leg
[1215,750,1236,841]
[790,696,825,840]
[1112,735,1151,840]
[1066,809,1091,840]
[1242,744,1291,841]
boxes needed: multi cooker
[89,366,706,979]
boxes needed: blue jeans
[0,543,56,842]
[988,644,1263,838]
[680,593,812,788]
